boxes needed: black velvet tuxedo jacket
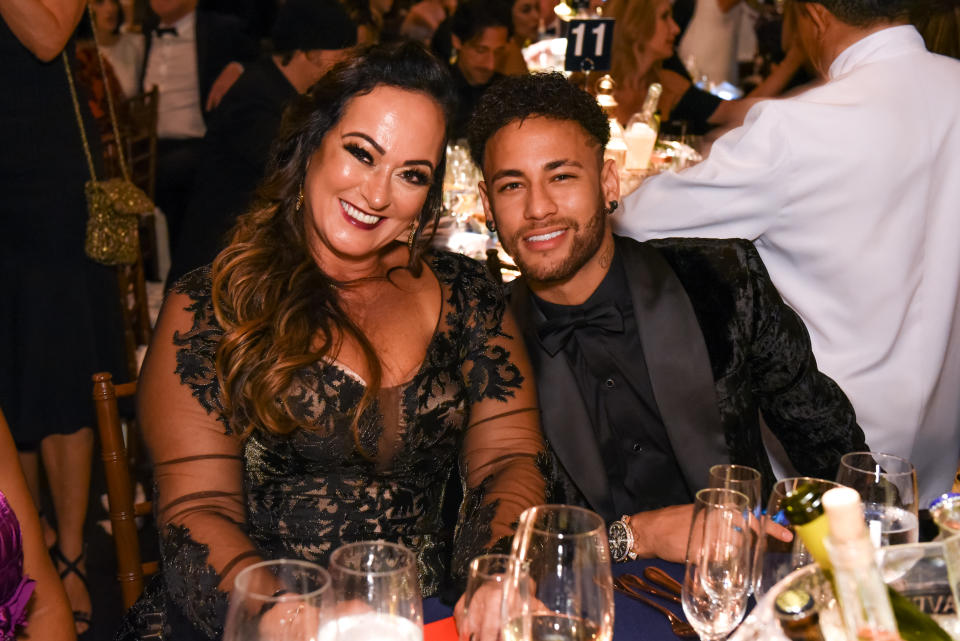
[509,236,866,521]
[140,10,258,125]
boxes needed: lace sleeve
[450,268,548,577]
[137,272,263,638]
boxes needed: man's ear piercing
[486,219,496,232]
[606,200,619,215]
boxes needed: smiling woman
[119,41,549,641]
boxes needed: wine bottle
[782,484,951,641]
[624,83,661,170]
[822,487,898,640]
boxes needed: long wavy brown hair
[211,42,456,438]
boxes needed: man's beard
[499,200,607,284]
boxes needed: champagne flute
[460,554,524,641]
[755,477,844,598]
[681,488,752,641]
[223,559,332,641]
[836,452,919,547]
[708,464,762,595]
[503,505,614,641]
[327,540,423,641]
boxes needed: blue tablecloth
[423,558,686,640]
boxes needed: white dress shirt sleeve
[614,100,794,242]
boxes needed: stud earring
[605,200,619,215]
[407,222,419,251]
[485,219,496,232]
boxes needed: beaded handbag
[62,11,154,266]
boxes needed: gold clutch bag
[83,178,154,266]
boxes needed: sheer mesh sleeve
[450,268,548,577]
[137,271,262,638]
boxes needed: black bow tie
[154,26,179,37]
[537,304,624,356]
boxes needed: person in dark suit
[141,0,258,258]
[467,73,866,562]
[166,0,358,286]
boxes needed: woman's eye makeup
[344,143,374,164]
[401,168,432,186]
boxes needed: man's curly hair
[467,72,611,169]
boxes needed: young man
[468,73,866,561]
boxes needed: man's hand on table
[626,503,793,563]
[627,505,694,562]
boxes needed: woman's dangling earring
[295,184,304,212]
[407,221,419,251]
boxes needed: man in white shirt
[141,0,257,255]
[616,0,960,505]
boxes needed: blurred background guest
[141,0,258,258]
[401,0,454,44]
[442,0,511,139]
[167,0,358,286]
[678,0,744,86]
[89,0,144,98]
[605,0,804,134]
[0,0,129,635]
[338,0,393,44]
[495,0,539,75]
[912,0,959,59]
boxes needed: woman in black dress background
[0,0,128,635]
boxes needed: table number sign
[564,18,615,72]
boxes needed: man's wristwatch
[608,515,638,563]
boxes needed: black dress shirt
[449,64,503,141]
[534,252,693,514]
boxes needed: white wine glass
[682,488,752,641]
[223,559,332,641]
[503,504,614,641]
[836,451,919,547]
[328,540,423,641]
[459,554,525,641]
[708,464,762,595]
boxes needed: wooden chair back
[92,372,158,610]
[116,252,153,379]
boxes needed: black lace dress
[117,252,548,640]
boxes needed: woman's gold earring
[295,185,304,212]
[407,222,419,251]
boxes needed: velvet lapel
[510,281,616,519]
[617,237,728,492]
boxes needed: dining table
[422,557,690,641]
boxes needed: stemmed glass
[835,452,919,548]
[459,554,525,641]
[708,464,762,595]
[755,477,844,598]
[681,488,752,641]
[328,540,423,641]
[502,505,614,641]
[223,559,332,641]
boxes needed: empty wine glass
[223,559,332,641]
[755,477,844,598]
[328,540,423,641]
[836,452,919,548]
[708,464,762,595]
[681,488,752,641]
[502,505,614,641]
[460,554,524,641]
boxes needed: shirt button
[604,377,616,389]
[633,442,643,453]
